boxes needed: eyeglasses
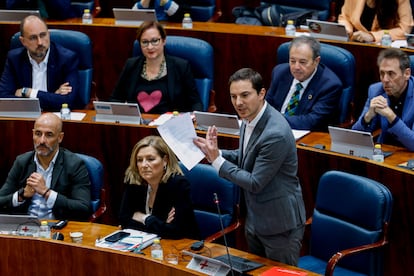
[140,38,162,48]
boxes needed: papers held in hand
[95,229,158,252]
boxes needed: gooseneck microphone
[213,192,235,276]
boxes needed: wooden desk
[2,19,414,119]
[0,115,413,275]
[0,221,318,275]
[296,132,414,276]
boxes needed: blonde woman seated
[338,0,413,43]
[119,136,200,239]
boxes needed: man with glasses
[0,113,91,221]
[110,21,202,114]
[0,15,81,111]
[352,48,414,151]
[266,36,342,131]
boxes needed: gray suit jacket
[0,148,91,221]
[220,104,305,235]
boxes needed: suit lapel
[50,151,64,189]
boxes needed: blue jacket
[0,42,81,111]
[266,63,342,131]
[352,76,414,151]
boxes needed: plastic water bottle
[60,103,71,120]
[82,9,93,24]
[372,144,384,162]
[285,20,296,36]
[182,13,193,29]
[381,30,392,47]
[39,221,51,238]
[151,239,163,260]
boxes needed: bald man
[0,113,91,220]
[0,15,81,110]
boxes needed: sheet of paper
[53,111,86,121]
[292,129,310,141]
[157,112,204,170]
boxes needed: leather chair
[75,153,107,222]
[276,41,356,126]
[10,29,94,109]
[71,0,101,18]
[410,55,414,73]
[260,0,333,21]
[179,163,240,243]
[189,0,222,22]
[299,170,393,276]
[133,35,215,112]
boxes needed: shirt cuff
[142,214,151,225]
[30,89,39,98]
[165,1,178,16]
[212,153,225,171]
[12,191,24,207]
[45,189,57,208]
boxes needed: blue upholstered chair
[76,153,107,222]
[299,170,393,276]
[10,29,94,109]
[179,163,240,243]
[189,0,222,22]
[409,55,414,73]
[71,0,101,17]
[260,0,333,21]
[276,41,356,126]
[133,35,215,112]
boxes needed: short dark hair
[136,21,167,42]
[228,68,264,94]
[377,48,410,72]
[289,35,320,60]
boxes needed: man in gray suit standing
[194,68,305,266]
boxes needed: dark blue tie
[285,83,302,116]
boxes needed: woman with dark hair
[119,135,200,239]
[338,0,413,43]
[110,21,202,114]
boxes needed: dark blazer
[110,54,203,113]
[220,104,306,236]
[352,76,414,151]
[0,148,91,221]
[6,0,77,19]
[266,63,342,131]
[119,174,200,240]
[0,42,81,111]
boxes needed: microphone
[213,192,235,276]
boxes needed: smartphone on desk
[105,231,130,242]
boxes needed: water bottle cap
[84,9,90,13]
[374,144,382,149]
[62,103,68,108]
[287,20,294,25]
[153,238,160,243]
[184,13,190,17]
[41,221,48,226]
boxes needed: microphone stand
[214,193,235,276]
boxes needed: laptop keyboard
[214,255,263,272]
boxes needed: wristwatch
[18,187,28,200]
[21,87,27,98]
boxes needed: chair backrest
[311,170,393,275]
[179,163,240,241]
[189,0,220,21]
[70,1,95,17]
[260,0,332,21]
[133,36,213,111]
[10,29,93,108]
[75,153,104,214]
[410,55,414,74]
[277,41,355,125]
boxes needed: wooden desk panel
[0,221,318,276]
[2,20,414,119]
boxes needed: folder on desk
[96,229,157,252]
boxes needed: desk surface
[0,221,318,275]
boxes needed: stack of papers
[95,229,158,252]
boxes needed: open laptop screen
[93,101,142,125]
[307,19,349,42]
[112,8,157,26]
[0,98,41,118]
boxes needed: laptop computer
[194,111,241,136]
[0,98,41,118]
[112,8,157,26]
[307,19,349,42]
[0,9,40,22]
[0,214,40,234]
[93,101,142,125]
[328,126,375,159]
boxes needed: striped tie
[285,83,302,116]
